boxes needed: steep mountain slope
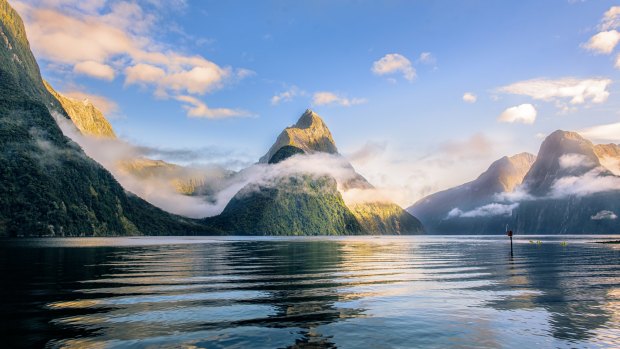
[594,143,620,175]
[43,81,116,138]
[408,152,536,234]
[259,110,338,163]
[514,130,620,234]
[206,110,423,235]
[0,0,209,236]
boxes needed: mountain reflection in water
[0,236,618,348]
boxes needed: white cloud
[579,122,620,142]
[174,95,252,119]
[559,153,595,169]
[447,203,519,219]
[498,104,537,124]
[271,86,303,105]
[591,210,618,220]
[418,52,436,65]
[550,167,620,198]
[600,6,620,31]
[583,30,620,54]
[312,91,366,107]
[15,1,247,114]
[73,60,115,80]
[462,92,477,103]
[498,78,611,108]
[371,53,416,81]
[124,63,166,84]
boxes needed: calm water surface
[0,236,619,348]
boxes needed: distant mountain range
[409,130,620,234]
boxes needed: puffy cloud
[371,53,416,81]
[124,63,166,84]
[579,122,620,142]
[462,92,477,103]
[583,30,620,54]
[550,167,620,198]
[312,91,366,107]
[559,153,595,169]
[175,95,252,119]
[271,86,304,105]
[591,210,618,220]
[498,104,537,124]
[497,78,611,107]
[447,203,519,218]
[73,60,115,80]
[15,1,248,114]
[600,6,620,31]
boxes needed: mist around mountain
[0,0,210,236]
[409,130,620,234]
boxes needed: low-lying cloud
[591,210,618,220]
[447,203,519,219]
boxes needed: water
[0,236,618,349]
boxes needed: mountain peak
[259,110,338,163]
[522,129,601,195]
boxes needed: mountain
[43,81,116,139]
[206,110,424,235]
[514,130,620,234]
[408,152,536,234]
[410,130,620,234]
[593,143,620,175]
[0,0,210,236]
[259,110,338,163]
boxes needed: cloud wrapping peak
[372,53,416,81]
[312,91,366,107]
[498,104,537,124]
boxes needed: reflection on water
[0,236,618,348]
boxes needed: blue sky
[11,0,620,205]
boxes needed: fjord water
[0,236,618,348]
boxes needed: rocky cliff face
[259,109,339,163]
[43,81,116,139]
[594,143,620,175]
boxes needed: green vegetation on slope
[205,175,363,235]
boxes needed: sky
[10,0,620,207]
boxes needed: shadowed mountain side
[408,153,535,234]
[0,0,213,236]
